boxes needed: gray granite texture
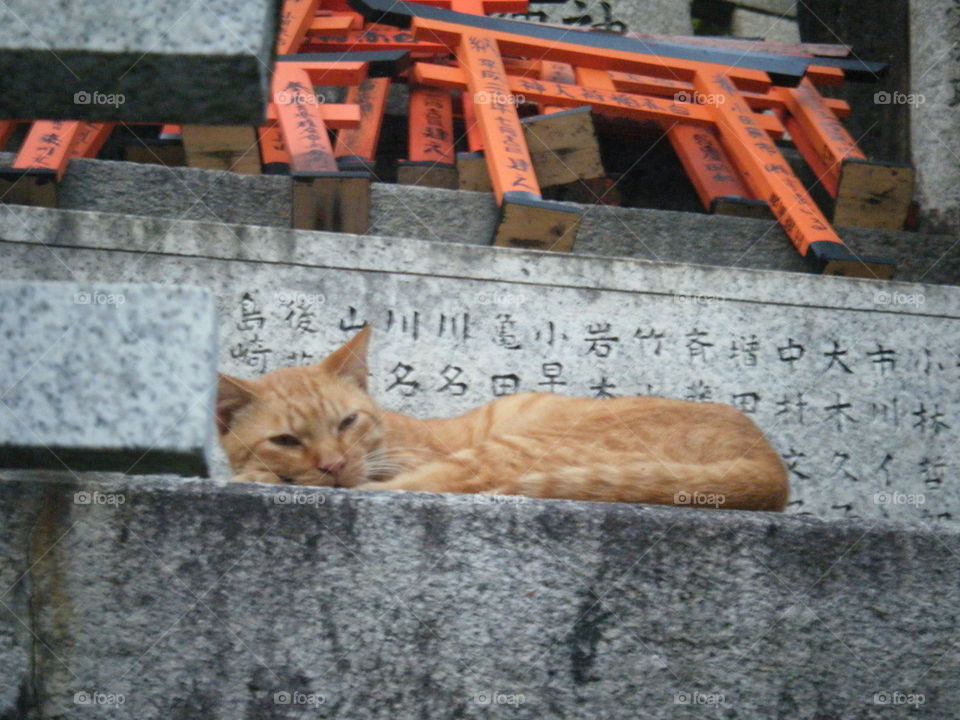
[730,7,800,43]
[1,153,956,285]
[0,281,218,476]
[0,0,277,123]
[797,0,911,166]
[910,0,960,236]
[517,0,692,34]
[1,470,958,719]
[731,0,797,16]
[1,204,959,527]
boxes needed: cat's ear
[320,325,371,390]
[216,374,256,436]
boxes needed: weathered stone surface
[0,0,276,123]
[0,280,218,476]
[1,471,957,719]
[731,7,800,43]
[732,0,796,17]
[517,0,692,35]
[1,153,956,284]
[910,0,960,235]
[798,0,911,165]
[1,205,958,526]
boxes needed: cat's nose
[317,458,346,476]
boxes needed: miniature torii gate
[351,0,894,277]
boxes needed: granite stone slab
[514,0,691,35]
[0,280,218,476]
[0,0,277,123]
[731,7,800,43]
[1,470,958,719]
[0,205,958,526]
[1,153,956,285]
[910,0,960,235]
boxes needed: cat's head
[217,327,384,487]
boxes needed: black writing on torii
[437,365,467,396]
[686,328,714,363]
[386,362,420,396]
[823,340,853,374]
[538,362,567,392]
[777,338,805,370]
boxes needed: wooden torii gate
[350,0,895,277]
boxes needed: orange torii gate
[0,120,113,207]
[354,0,893,275]
[271,51,408,233]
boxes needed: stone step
[1,204,958,527]
[0,2,274,123]
[3,152,955,285]
[1,471,956,719]
[0,281,217,476]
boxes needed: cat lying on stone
[218,327,788,510]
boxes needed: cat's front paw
[231,470,282,485]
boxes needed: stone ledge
[0,281,218,477]
[0,151,951,284]
[1,470,957,719]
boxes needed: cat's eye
[269,434,302,447]
[338,413,358,432]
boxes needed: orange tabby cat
[218,327,788,510]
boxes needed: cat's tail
[501,457,788,511]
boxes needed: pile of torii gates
[0,0,914,278]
